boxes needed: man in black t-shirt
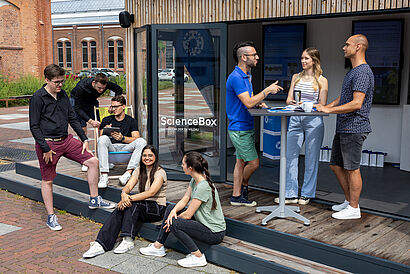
[97,96,146,188]
[71,73,123,133]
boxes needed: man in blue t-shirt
[226,41,282,206]
[316,34,374,220]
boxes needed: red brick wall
[53,25,126,74]
[0,0,52,80]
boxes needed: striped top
[294,75,322,104]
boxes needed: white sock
[123,236,133,243]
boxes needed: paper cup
[302,101,314,112]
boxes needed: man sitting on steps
[98,95,147,188]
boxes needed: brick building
[0,0,53,79]
[51,0,126,75]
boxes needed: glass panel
[136,30,148,140]
[117,40,124,69]
[82,41,88,68]
[108,40,114,68]
[90,41,97,68]
[65,42,72,68]
[57,42,63,67]
[157,28,221,177]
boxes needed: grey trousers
[98,135,147,173]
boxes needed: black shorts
[330,133,368,170]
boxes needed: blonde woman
[280,48,328,205]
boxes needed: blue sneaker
[46,214,62,231]
[89,196,115,209]
[241,185,249,200]
[230,195,257,207]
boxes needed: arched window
[65,42,72,68]
[117,40,124,69]
[82,41,88,68]
[91,41,97,68]
[108,41,115,68]
[57,42,63,67]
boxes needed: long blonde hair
[294,47,323,91]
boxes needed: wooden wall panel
[131,0,409,27]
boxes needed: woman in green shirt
[140,151,226,268]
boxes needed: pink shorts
[35,134,93,181]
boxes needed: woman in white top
[281,47,328,205]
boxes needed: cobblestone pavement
[0,189,114,273]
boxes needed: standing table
[249,108,328,226]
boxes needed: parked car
[65,71,78,80]
[158,68,189,82]
[77,70,91,79]
[90,68,120,78]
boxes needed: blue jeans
[286,116,324,198]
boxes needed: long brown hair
[138,145,160,193]
[294,47,323,91]
[184,151,217,210]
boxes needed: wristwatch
[121,135,125,141]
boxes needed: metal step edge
[0,171,302,274]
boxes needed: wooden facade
[128,0,409,27]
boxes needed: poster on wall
[353,20,403,105]
[263,24,306,101]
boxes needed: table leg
[256,116,310,226]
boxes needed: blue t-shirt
[226,66,254,131]
[336,64,374,134]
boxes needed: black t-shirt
[99,114,138,144]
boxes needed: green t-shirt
[189,178,226,233]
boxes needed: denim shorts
[330,133,368,170]
[228,129,258,162]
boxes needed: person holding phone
[280,48,328,205]
[98,95,147,188]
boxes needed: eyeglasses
[50,80,65,85]
[110,104,123,109]
[244,53,258,57]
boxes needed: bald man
[316,34,374,220]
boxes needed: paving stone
[0,223,21,236]
[79,251,133,269]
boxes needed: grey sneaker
[83,241,105,258]
[114,238,135,254]
[98,173,108,188]
[118,171,132,186]
[46,214,62,231]
[88,196,115,209]
[274,197,298,204]
[332,200,349,211]
[140,243,166,257]
[178,254,207,268]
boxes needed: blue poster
[353,20,403,105]
[263,24,305,101]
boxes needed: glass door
[151,23,227,181]
[135,26,151,143]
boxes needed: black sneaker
[230,195,257,207]
[241,185,249,200]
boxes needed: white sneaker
[81,165,88,172]
[109,163,115,169]
[332,205,361,220]
[139,243,166,257]
[98,173,109,188]
[274,197,298,204]
[332,200,349,211]
[178,254,207,268]
[83,241,105,258]
[119,171,132,186]
[113,238,134,254]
